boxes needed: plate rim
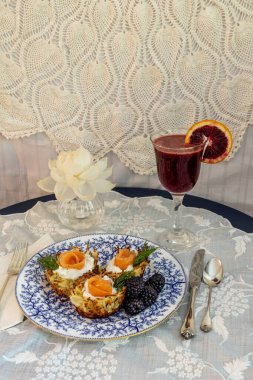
[16,233,187,341]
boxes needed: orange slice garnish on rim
[185,119,233,164]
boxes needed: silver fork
[0,242,28,301]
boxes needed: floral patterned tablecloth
[0,192,252,380]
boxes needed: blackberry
[124,298,145,315]
[140,285,158,307]
[125,276,145,299]
[145,273,165,294]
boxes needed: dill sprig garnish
[114,270,134,290]
[133,242,157,267]
[39,255,59,270]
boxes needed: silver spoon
[200,257,224,332]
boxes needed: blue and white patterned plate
[16,234,186,340]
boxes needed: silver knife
[180,249,205,339]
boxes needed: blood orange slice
[185,119,233,164]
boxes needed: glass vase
[57,195,104,231]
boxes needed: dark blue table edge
[1,187,252,233]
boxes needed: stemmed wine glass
[151,133,205,251]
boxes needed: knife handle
[180,286,197,339]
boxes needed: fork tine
[15,251,24,268]
[10,242,28,268]
[17,243,28,266]
[21,242,28,265]
[10,246,19,265]
[0,242,28,300]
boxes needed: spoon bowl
[200,257,224,332]
[203,258,224,286]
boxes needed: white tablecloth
[0,192,252,379]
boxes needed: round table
[1,187,252,233]
[1,187,253,380]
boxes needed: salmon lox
[87,275,113,297]
[114,248,136,270]
[59,250,85,270]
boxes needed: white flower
[37,147,115,201]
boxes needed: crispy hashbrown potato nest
[69,284,126,318]
[45,249,99,297]
[103,260,148,281]
[45,270,96,297]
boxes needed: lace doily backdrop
[1,0,253,174]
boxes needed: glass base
[157,228,200,252]
[58,196,104,231]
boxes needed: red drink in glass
[151,132,205,251]
[153,134,203,194]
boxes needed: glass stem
[171,194,185,235]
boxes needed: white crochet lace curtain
[1,0,253,174]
